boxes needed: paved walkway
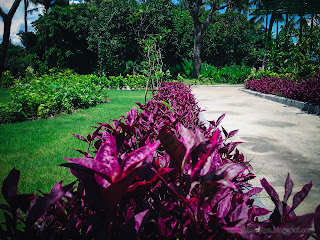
[192,85,320,216]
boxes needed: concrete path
[191,85,320,216]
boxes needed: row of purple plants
[1,82,320,239]
[244,72,320,105]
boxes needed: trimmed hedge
[244,73,320,105]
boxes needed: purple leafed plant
[1,82,319,239]
[244,73,320,105]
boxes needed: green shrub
[0,71,15,88]
[0,70,109,123]
[245,68,295,82]
[200,64,251,84]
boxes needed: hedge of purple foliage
[1,82,320,239]
[244,72,320,105]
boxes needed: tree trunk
[267,14,276,43]
[24,0,28,52]
[193,23,202,78]
[0,0,22,76]
[0,18,11,75]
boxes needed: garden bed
[241,88,320,116]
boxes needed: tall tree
[0,0,22,76]
[23,0,38,52]
[182,0,244,78]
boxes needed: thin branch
[0,7,6,20]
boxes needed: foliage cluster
[0,70,109,123]
[173,60,251,84]
[199,64,251,84]
[6,1,263,78]
[265,21,320,78]
[0,71,15,88]
[245,72,320,105]
[1,82,319,239]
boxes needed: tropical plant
[1,82,319,239]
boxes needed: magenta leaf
[291,181,312,211]
[64,157,113,183]
[135,209,149,233]
[229,203,249,223]
[159,125,186,171]
[121,141,160,177]
[216,194,232,219]
[26,181,75,228]
[190,130,219,182]
[72,133,89,143]
[222,126,228,138]
[245,187,263,198]
[95,133,120,180]
[260,178,283,215]
[228,129,239,139]
[216,113,226,127]
[284,173,294,204]
[255,207,270,216]
[177,123,196,151]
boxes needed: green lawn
[0,90,149,203]
[0,88,11,103]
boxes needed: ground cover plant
[244,72,320,105]
[1,82,319,239]
[0,90,149,202]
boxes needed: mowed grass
[0,90,150,203]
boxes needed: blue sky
[0,0,44,46]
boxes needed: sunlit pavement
[192,85,320,216]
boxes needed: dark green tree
[182,0,250,78]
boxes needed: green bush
[245,68,295,82]
[0,70,109,123]
[200,64,251,84]
[0,71,15,88]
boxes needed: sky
[0,0,45,46]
